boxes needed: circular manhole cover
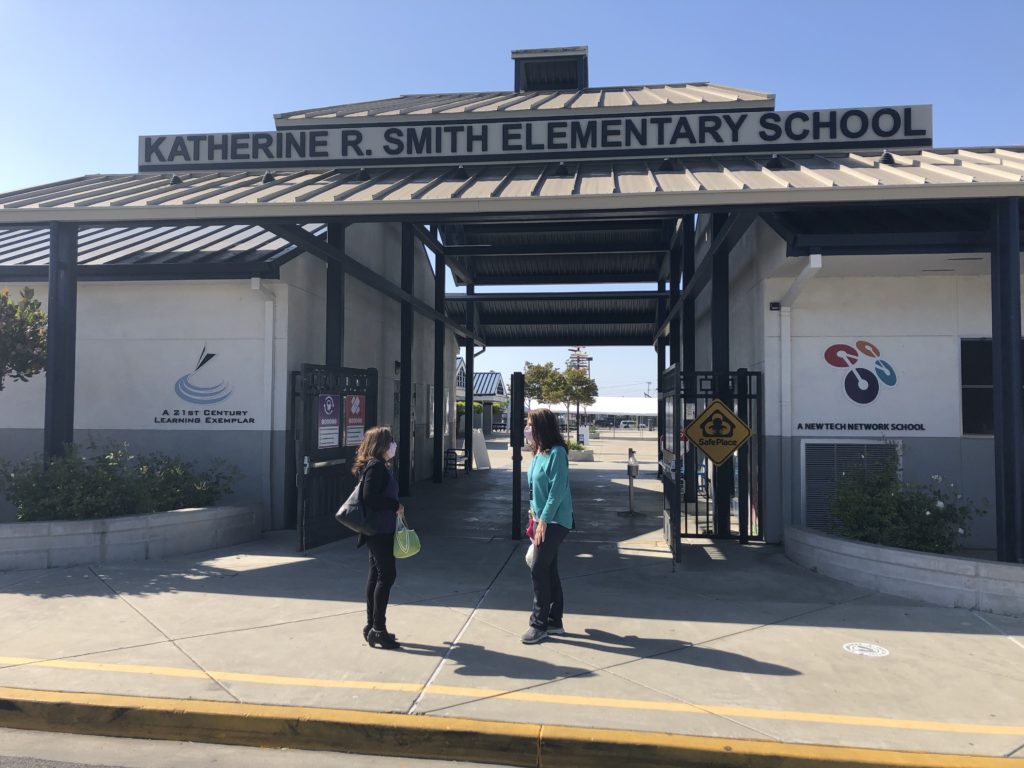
[843,642,889,657]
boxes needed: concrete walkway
[1,437,1023,765]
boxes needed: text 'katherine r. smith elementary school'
[0,45,1022,565]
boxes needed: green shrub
[827,460,984,554]
[1,443,239,522]
[565,440,585,451]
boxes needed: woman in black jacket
[352,425,405,649]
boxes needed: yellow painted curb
[0,687,1017,768]
[539,725,1018,768]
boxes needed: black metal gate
[661,367,764,557]
[293,364,378,551]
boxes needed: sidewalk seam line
[88,565,241,703]
[971,610,1024,654]
[406,542,520,715]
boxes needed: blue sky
[2,0,1022,395]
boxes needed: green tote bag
[394,518,421,559]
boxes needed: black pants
[366,533,397,631]
[529,523,569,630]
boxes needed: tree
[523,361,558,408]
[0,287,47,391]
[563,368,598,439]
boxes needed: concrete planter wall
[0,506,260,572]
[568,449,594,462]
[785,526,1024,617]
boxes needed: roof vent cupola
[512,46,589,92]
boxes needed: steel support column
[656,279,666,479]
[325,223,345,367]
[464,284,475,471]
[682,216,697,509]
[43,222,79,464]
[711,214,732,537]
[668,236,682,558]
[398,224,414,495]
[991,197,1024,563]
[433,246,447,483]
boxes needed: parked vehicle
[618,420,636,429]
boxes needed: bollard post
[619,448,644,518]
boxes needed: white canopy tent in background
[532,396,658,419]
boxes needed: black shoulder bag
[335,462,378,535]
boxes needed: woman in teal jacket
[522,408,574,644]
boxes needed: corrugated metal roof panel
[0,223,324,269]
[2,148,1022,225]
[274,83,774,125]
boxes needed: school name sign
[139,105,932,171]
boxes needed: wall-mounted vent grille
[803,441,901,531]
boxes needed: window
[960,339,1024,436]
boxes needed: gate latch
[303,455,311,476]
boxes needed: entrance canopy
[1,46,1023,560]
[1,147,1021,226]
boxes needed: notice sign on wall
[317,394,340,449]
[344,395,366,447]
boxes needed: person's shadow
[390,641,595,681]
[379,629,796,679]
[550,628,801,676]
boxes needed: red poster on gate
[344,395,366,447]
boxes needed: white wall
[0,279,271,432]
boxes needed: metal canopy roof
[274,83,775,125]
[445,291,662,346]
[0,223,320,278]
[2,147,1022,226]
[440,218,672,286]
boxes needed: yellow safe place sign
[684,399,752,466]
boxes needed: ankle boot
[363,624,397,643]
[367,628,400,649]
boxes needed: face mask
[523,425,534,446]
[385,442,397,460]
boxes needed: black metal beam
[991,197,1024,563]
[480,336,655,347]
[263,223,485,346]
[0,264,283,281]
[469,273,660,286]
[325,223,345,367]
[464,286,475,471]
[711,213,733,538]
[410,223,473,285]
[433,247,447,483]
[471,313,655,325]
[444,243,666,257]
[43,222,78,464]
[652,211,755,343]
[682,215,697,510]
[451,290,666,302]
[458,219,667,236]
[399,224,414,496]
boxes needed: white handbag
[525,543,537,568]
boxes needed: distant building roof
[454,358,507,401]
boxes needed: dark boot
[367,628,401,649]
[363,624,397,643]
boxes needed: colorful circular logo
[824,340,896,405]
